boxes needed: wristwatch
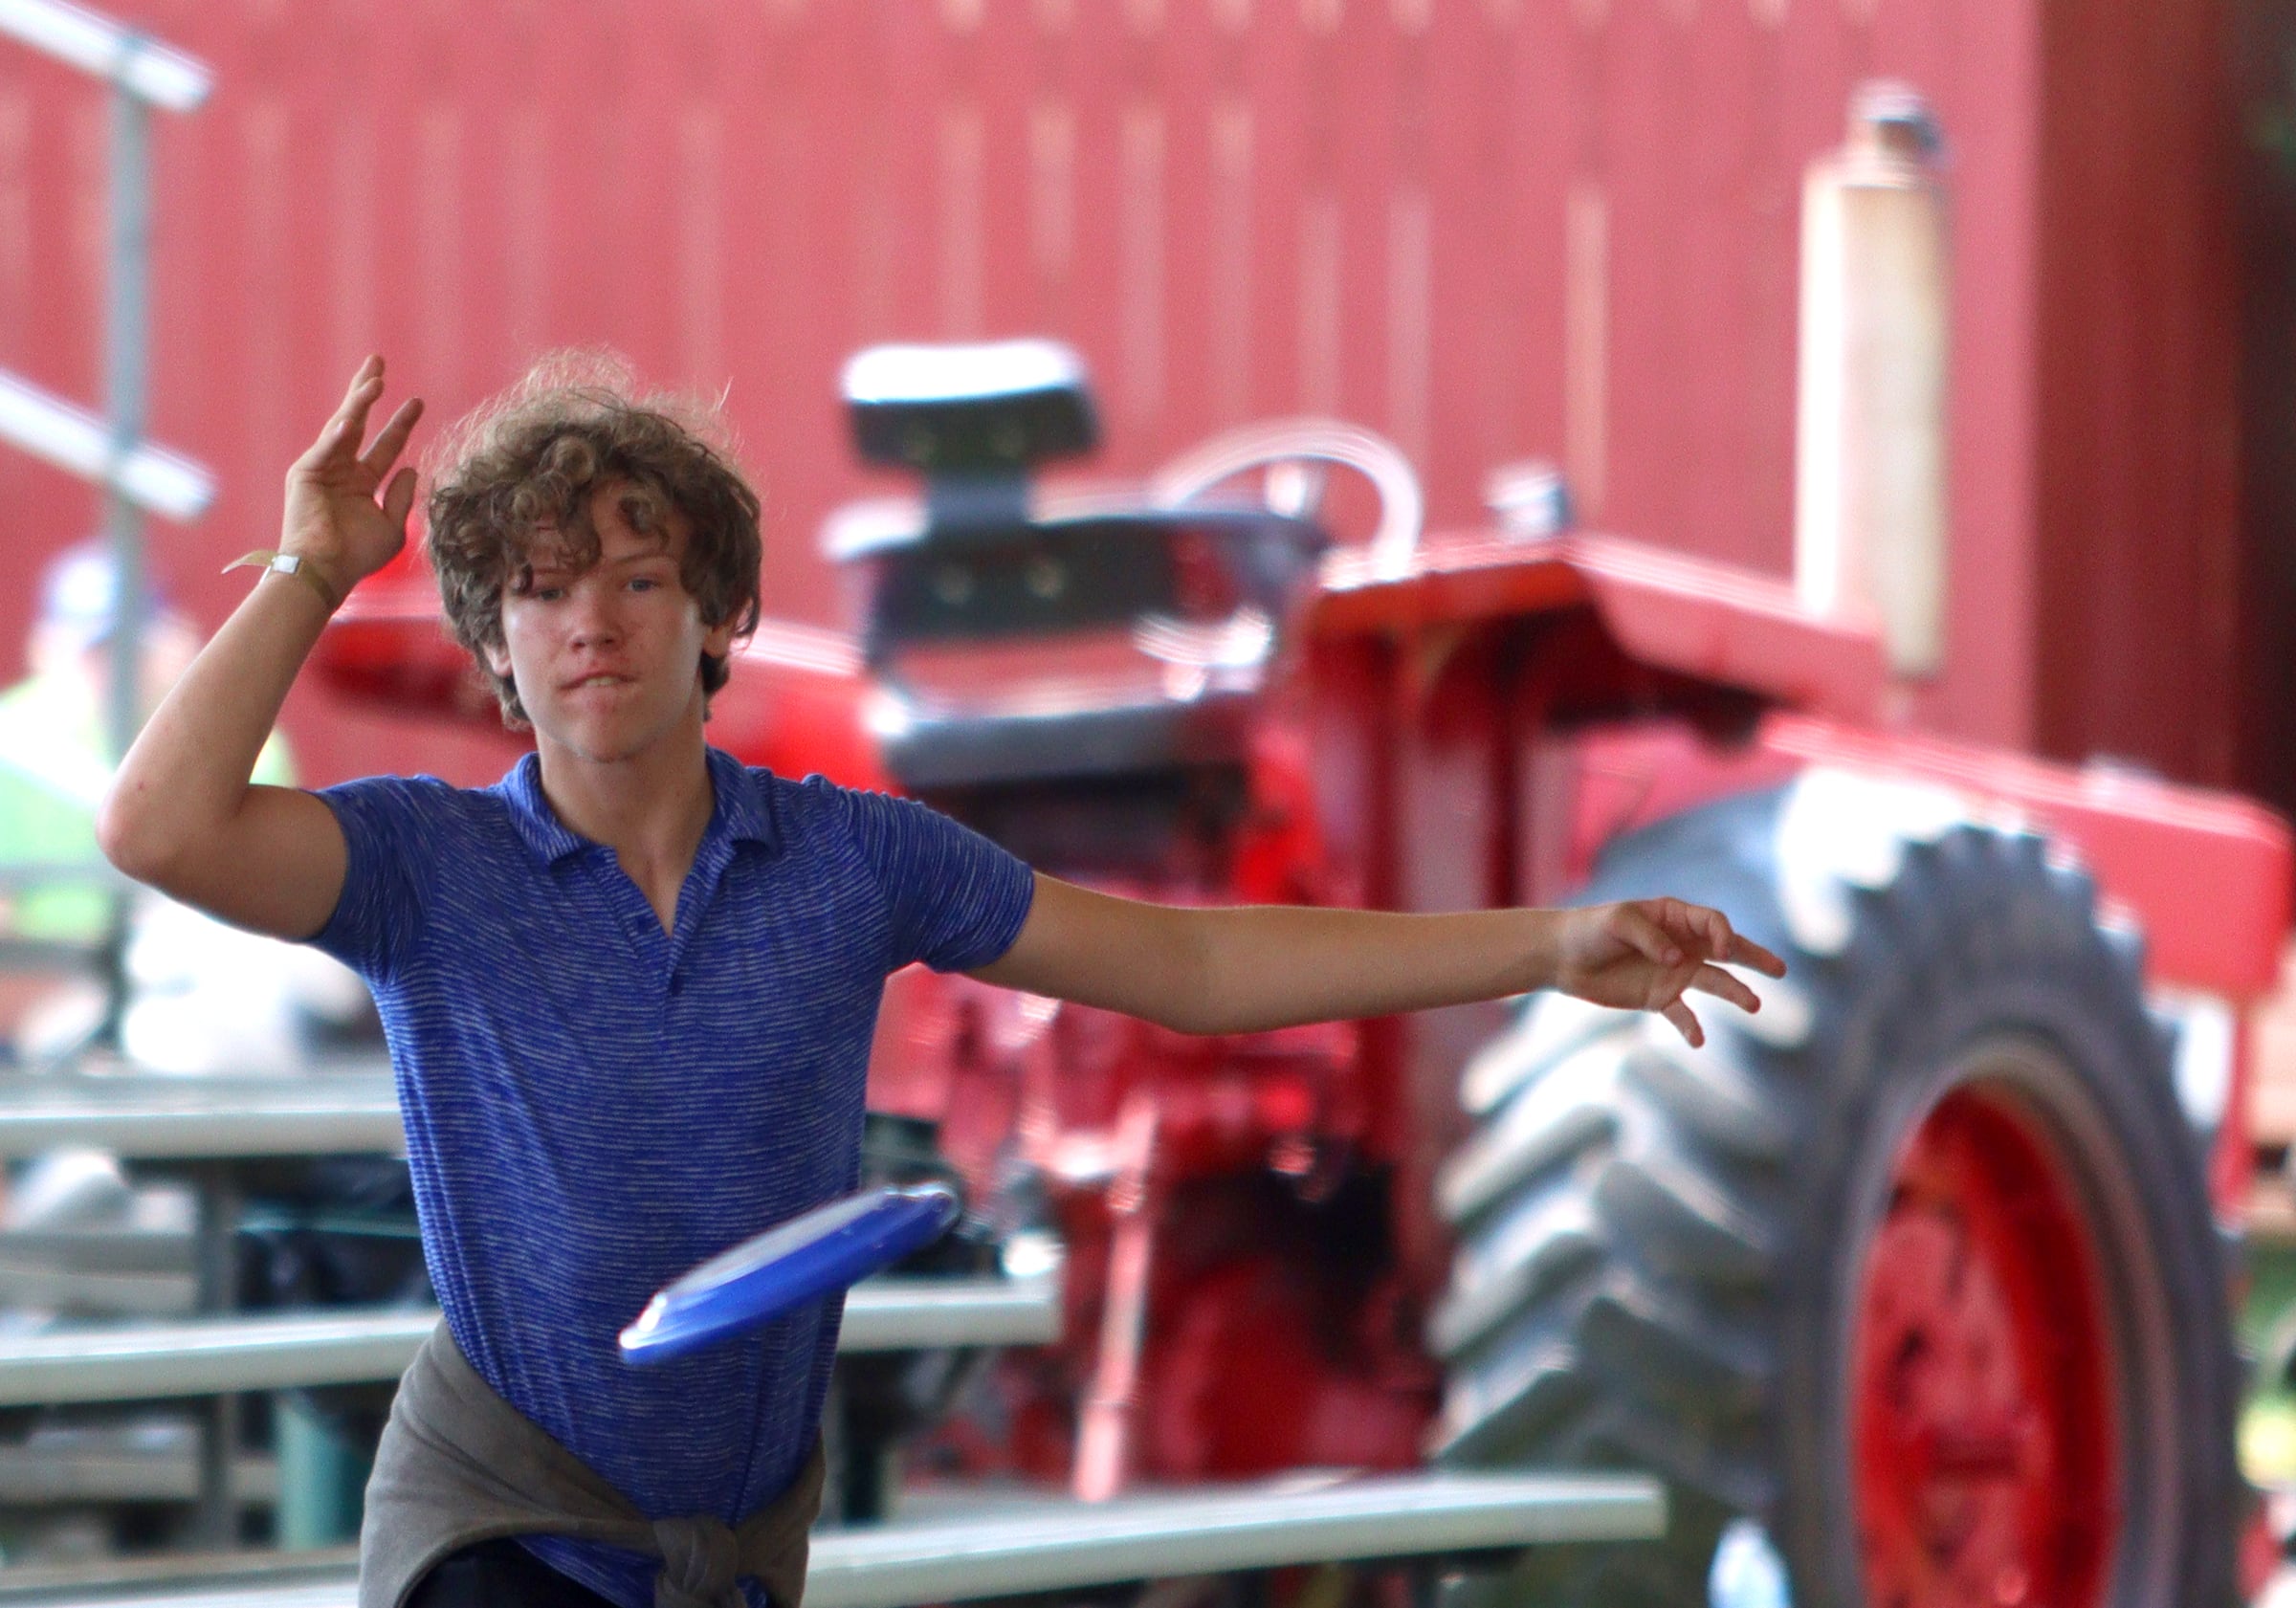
[224,549,342,611]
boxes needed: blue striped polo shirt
[309,747,1034,1608]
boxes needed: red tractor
[320,341,2292,1608]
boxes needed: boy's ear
[701,615,739,659]
[482,639,513,680]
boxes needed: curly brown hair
[423,351,764,727]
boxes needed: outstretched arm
[970,874,1785,1046]
[96,357,423,939]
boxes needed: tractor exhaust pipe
[1794,82,1950,682]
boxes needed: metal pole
[189,1163,243,1550]
[103,66,148,765]
[0,10,214,1069]
[94,63,148,1051]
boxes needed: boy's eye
[629,576,659,593]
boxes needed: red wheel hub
[1852,1086,2119,1608]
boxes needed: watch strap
[224,549,342,612]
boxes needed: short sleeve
[820,782,1036,974]
[307,775,447,981]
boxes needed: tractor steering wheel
[1147,419,1424,582]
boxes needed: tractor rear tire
[1428,781,2242,1608]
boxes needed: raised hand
[1551,896,1788,1048]
[280,355,424,602]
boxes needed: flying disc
[619,1182,962,1366]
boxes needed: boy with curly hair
[98,355,1779,1608]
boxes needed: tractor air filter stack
[839,340,1098,539]
[1794,81,1950,682]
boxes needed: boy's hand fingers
[335,355,381,410]
[360,396,424,480]
[334,364,384,419]
[1652,898,1733,961]
[296,370,386,474]
[327,361,386,443]
[382,465,418,530]
[1731,934,1788,978]
[1689,963,1760,1014]
[295,409,359,471]
[1611,904,1684,968]
[1663,999,1704,1048]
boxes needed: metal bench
[0,1257,192,1317]
[0,1070,1059,1545]
[0,1068,410,1539]
[0,1223,199,1317]
[0,1468,1665,1607]
[0,1275,1063,1406]
[0,1428,277,1509]
[0,1068,402,1160]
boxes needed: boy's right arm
[96,357,424,941]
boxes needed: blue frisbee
[619,1183,962,1366]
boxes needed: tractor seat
[844,506,1322,790]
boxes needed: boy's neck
[532,717,718,904]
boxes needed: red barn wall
[2033,0,2247,789]
[0,0,2269,812]
[2234,0,2296,820]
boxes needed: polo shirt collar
[497,748,781,866]
[704,745,781,853]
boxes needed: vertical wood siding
[0,0,2255,807]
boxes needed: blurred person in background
[0,540,207,1057]
[0,539,369,1077]
[0,542,373,1237]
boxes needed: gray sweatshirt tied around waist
[360,1322,825,1608]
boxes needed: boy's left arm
[968,873,1786,1048]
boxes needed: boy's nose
[567,588,624,647]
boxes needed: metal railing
[0,1468,1666,1608]
[0,1275,1063,1407]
